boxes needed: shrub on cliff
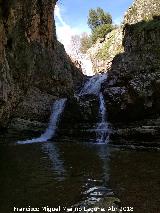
[80,33,92,54]
[91,24,114,44]
[87,7,113,44]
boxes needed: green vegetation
[92,24,113,44]
[79,33,92,54]
[96,29,123,60]
[88,7,112,31]
[97,41,111,60]
[132,18,160,33]
[87,7,113,44]
[79,7,114,52]
[96,30,116,60]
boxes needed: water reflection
[95,144,111,184]
[108,149,160,213]
[42,142,66,180]
[0,136,160,213]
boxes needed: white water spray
[96,93,109,143]
[79,73,109,144]
[17,98,67,144]
[79,73,107,96]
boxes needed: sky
[55,0,133,53]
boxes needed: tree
[88,7,112,31]
[92,24,113,44]
[80,33,92,54]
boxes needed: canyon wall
[101,0,160,122]
[124,0,160,24]
[105,20,160,121]
[0,0,83,129]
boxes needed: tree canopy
[87,7,113,44]
[88,7,112,31]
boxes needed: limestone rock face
[0,0,83,128]
[102,0,160,122]
[87,0,160,75]
[87,28,124,74]
[57,95,100,141]
[124,0,160,24]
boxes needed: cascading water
[17,98,67,144]
[79,73,109,144]
[96,92,109,143]
[79,73,107,96]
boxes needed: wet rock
[9,118,47,132]
[12,87,56,123]
[58,95,99,140]
[110,117,160,147]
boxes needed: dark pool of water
[0,133,160,213]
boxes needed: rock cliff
[87,28,124,73]
[124,0,160,24]
[0,0,83,129]
[99,0,160,144]
[87,0,160,124]
[88,0,160,75]
[104,0,160,122]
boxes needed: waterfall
[79,73,109,144]
[79,73,107,96]
[17,98,67,144]
[96,93,109,143]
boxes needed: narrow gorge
[0,0,160,212]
